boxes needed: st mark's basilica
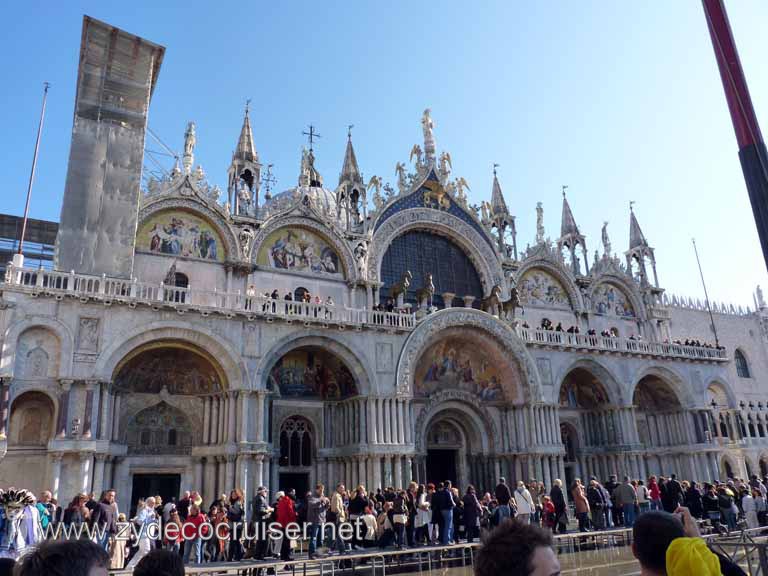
[1,17,767,511]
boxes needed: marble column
[358,456,367,489]
[0,381,9,439]
[228,393,237,443]
[256,391,266,442]
[195,458,204,491]
[254,455,264,488]
[49,452,63,500]
[239,392,249,443]
[203,397,211,444]
[373,456,382,491]
[211,397,220,445]
[92,454,106,495]
[397,400,406,444]
[79,453,92,493]
[110,393,120,441]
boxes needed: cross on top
[493,163,499,176]
[562,184,569,198]
[347,124,354,139]
[303,125,321,150]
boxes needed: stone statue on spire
[182,122,196,174]
[601,221,611,256]
[536,202,545,244]
[422,108,436,161]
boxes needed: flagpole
[692,238,720,348]
[16,81,50,263]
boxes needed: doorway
[279,472,310,496]
[426,449,457,486]
[130,473,181,516]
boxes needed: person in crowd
[718,485,738,532]
[648,476,662,511]
[251,486,272,560]
[663,474,684,513]
[683,481,703,519]
[541,496,556,530]
[14,539,111,576]
[475,519,560,576]
[428,483,442,544]
[391,489,408,549]
[636,480,650,514]
[742,488,759,529]
[550,479,567,534]
[176,492,191,521]
[111,513,127,570]
[436,481,456,545]
[348,485,368,550]
[126,496,157,570]
[330,483,348,554]
[182,503,209,564]
[90,490,118,552]
[615,476,638,528]
[226,489,245,561]
[275,490,297,562]
[587,479,606,530]
[514,481,535,525]
[306,483,330,560]
[133,548,185,576]
[462,485,482,543]
[571,479,590,532]
[494,477,513,522]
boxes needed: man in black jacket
[586,480,606,530]
[90,490,117,551]
[251,486,271,560]
[494,477,513,522]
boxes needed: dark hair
[632,511,684,573]
[15,539,110,576]
[133,549,185,576]
[475,519,553,576]
[0,558,15,576]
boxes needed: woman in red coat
[275,492,297,561]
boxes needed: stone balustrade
[2,264,728,361]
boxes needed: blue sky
[2,0,767,307]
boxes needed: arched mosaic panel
[517,269,571,310]
[268,347,358,400]
[592,283,635,318]
[256,227,344,279]
[127,401,193,455]
[137,209,225,261]
[413,327,522,403]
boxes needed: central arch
[397,308,541,401]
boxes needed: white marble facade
[1,109,767,515]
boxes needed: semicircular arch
[250,216,357,282]
[630,365,693,409]
[257,331,372,397]
[368,208,504,297]
[138,197,240,261]
[396,307,541,403]
[1,316,74,379]
[514,260,583,313]
[556,357,624,406]
[94,321,246,391]
[415,392,498,454]
[589,273,646,321]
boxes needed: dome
[260,185,339,220]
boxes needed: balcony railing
[2,265,416,331]
[2,264,728,361]
[515,327,728,362]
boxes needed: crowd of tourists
[0,473,764,573]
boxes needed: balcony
[2,265,416,331]
[515,326,728,362]
[1,265,730,362]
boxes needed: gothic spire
[339,128,362,186]
[560,189,580,237]
[490,165,509,216]
[629,203,648,249]
[234,103,258,163]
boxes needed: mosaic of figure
[517,270,570,309]
[127,402,192,455]
[257,228,343,278]
[138,211,223,261]
[415,337,510,401]
[269,349,358,400]
[114,348,220,395]
[592,283,635,317]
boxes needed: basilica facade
[1,17,767,512]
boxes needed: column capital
[94,453,108,462]
[59,379,74,391]
[50,451,64,463]
[78,452,92,462]
[254,453,265,462]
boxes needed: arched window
[174,273,189,288]
[168,429,177,446]
[294,287,309,302]
[748,416,756,438]
[279,417,312,467]
[735,350,751,378]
